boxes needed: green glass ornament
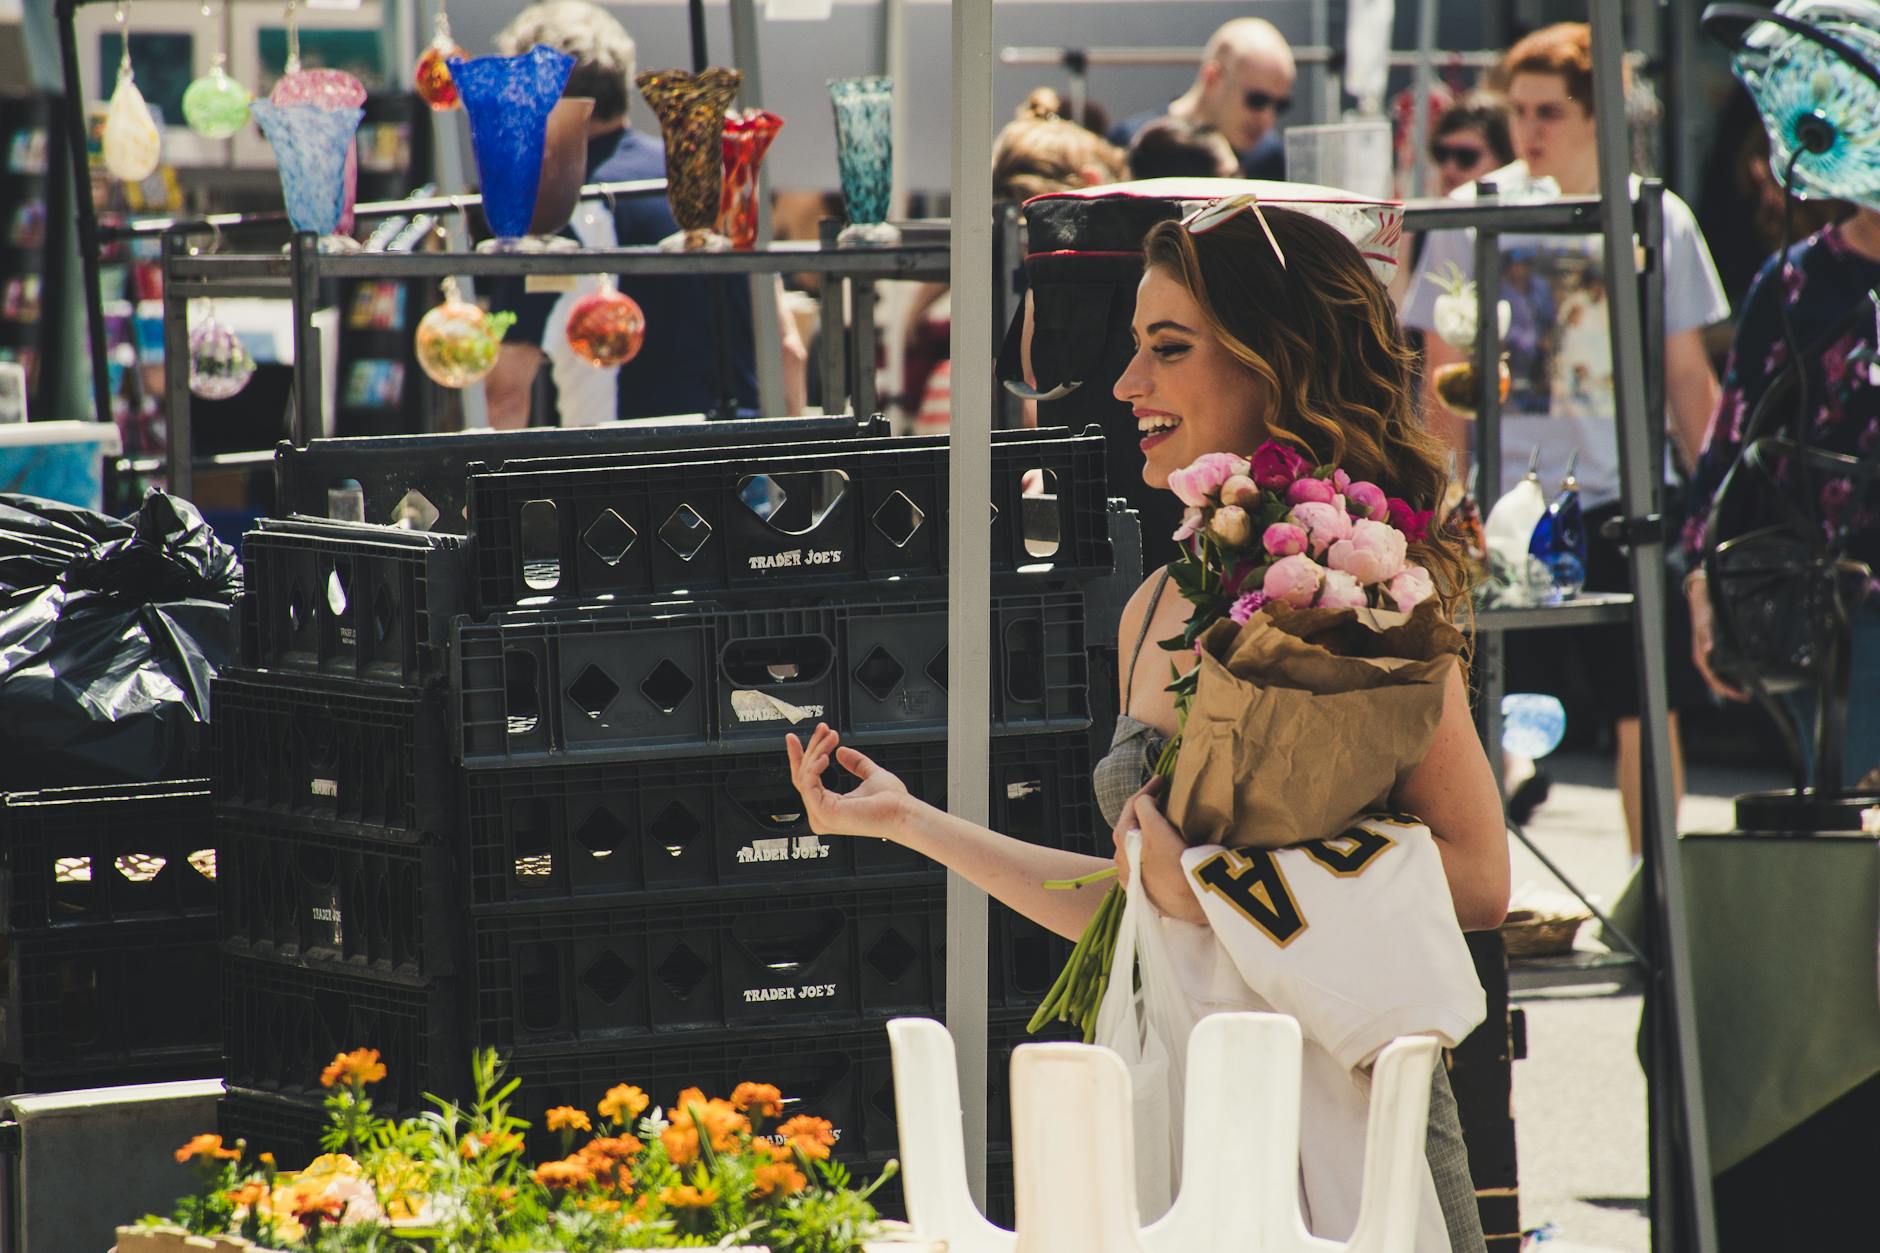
[182,62,252,139]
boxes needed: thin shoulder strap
[1122,567,1174,716]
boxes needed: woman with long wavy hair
[787,201,1508,1251]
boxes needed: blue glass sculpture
[1734,6,1880,210]
[1528,451,1587,601]
[249,99,363,248]
[829,77,899,246]
[449,44,576,250]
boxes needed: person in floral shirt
[1683,207,1880,784]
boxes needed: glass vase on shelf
[450,44,578,252]
[528,96,597,246]
[248,99,365,254]
[1528,450,1588,601]
[719,108,784,250]
[637,67,744,252]
[829,76,898,246]
[270,68,368,246]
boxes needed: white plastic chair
[1009,1040,1144,1252]
[885,1017,1015,1253]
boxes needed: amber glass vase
[637,67,744,251]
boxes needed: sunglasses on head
[1429,142,1489,168]
[1243,89,1293,115]
[1179,193,1287,270]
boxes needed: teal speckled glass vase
[828,77,899,247]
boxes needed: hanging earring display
[565,276,646,368]
[182,2,250,138]
[187,305,256,399]
[414,5,464,111]
[415,277,516,387]
[102,4,162,182]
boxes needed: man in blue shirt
[485,1,760,426]
[1107,18,1295,182]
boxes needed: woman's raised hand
[1114,778,1207,925]
[785,724,912,840]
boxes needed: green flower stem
[1043,866,1119,890]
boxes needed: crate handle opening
[658,503,715,561]
[188,848,217,882]
[655,942,710,999]
[583,507,639,566]
[326,558,352,618]
[871,489,926,549]
[581,948,636,1004]
[1020,467,1061,560]
[640,658,696,714]
[864,926,920,982]
[722,636,833,688]
[566,663,623,721]
[574,804,627,859]
[649,800,701,858]
[505,649,543,736]
[287,579,308,636]
[851,644,906,702]
[738,469,849,536]
[725,777,805,831]
[520,500,561,592]
[1004,617,1045,704]
[395,488,440,531]
[735,909,844,972]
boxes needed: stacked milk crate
[0,782,222,1092]
[213,421,1135,1206]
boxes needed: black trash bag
[0,490,241,789]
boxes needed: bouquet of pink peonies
[1030,440,1464,1040]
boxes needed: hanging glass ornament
[102,11,162,185]
[187,309,256,399]
[182,61,251,138]
[415,278,517,388]
[565,277,646,368]
[414,6,463,111]
[1528,450,1588,600]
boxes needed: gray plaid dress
[1092,572,1487,1253]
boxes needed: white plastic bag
[1093,830,1201,1222]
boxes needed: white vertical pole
[883,0,911,222]
[947,0,995,1209]
[1407,0,1438,200]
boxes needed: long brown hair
[1141,207,1474,615]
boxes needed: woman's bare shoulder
[1115,564,1173,649]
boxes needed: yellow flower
[301,1153,362,1179]
[776,1115,836,1162]
[597,1084,649,1125]
[752,1162,808,1198]
[546,1106,592,1134]
[320,1048,387,1089]
[175,1134,241,1164]
[731,1082,784,1119]
[533,1159,593,1190]
[658,1184,719,1210]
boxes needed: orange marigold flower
[579,1195,622,1214]
[776,1115,836,1161]
[175,1134,241,1164]
[226,1181,268,1209]
[457,1129,524,1159]
[668,1092,749,1152]
[659,1123,699,1166]
[533,1159,593,1190]
[731,1082,784,1119]
[597,1084,649,1124]
[581,1135,644,1162]
[752,1138,792,1163]
[319,1048,387,1090]
[658,1184,718,1210]
[545,1106,592,1134]
[752,1162,809,1198]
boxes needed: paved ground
[1500,750,1782,1251]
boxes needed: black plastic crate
[212,669,454,842]
[461,733,1094,907]
[240,518,468,687]
[473,882,946,1049]
[2,1048,223,1096]
[0,916,221,1073]
[218,811,464,982]
[506,1022,899,1161]
[988,907,1078,1012]
[222,954,468,1113]
[466,427,1110,611]
[453,590,1088,767]
[274,414,887,535]
[0,780,216,932]
[218,1086,332,1169]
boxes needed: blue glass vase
[1528,454,1588,601]
[249,99,363,249]
[450,44,576,250]
[829,77,898,247]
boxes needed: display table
[1607,831,1880,1172]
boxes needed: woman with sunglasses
[1429,93,1515,197]
[787,199,1509,1252]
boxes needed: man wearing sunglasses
[1109,17,1296,181]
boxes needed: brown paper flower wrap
[1166,599,1465,850]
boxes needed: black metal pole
[55,0,114,428]
[687,0,738,419]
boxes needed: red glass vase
[718,109,784,250]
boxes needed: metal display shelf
[1509,952,1647,995]
[157,231,950,500]
[1475,593,1636,633]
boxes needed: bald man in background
[1110,17,1297,181]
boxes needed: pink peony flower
[1289,500,1353,554]
[1326,518,1408,585]
[1220,473,1261,508]
[1262,521,1309,557]
[1172,505,1204,542]
[1209,504,1253,547]
[1317,568,1369,609]
[1346,481,1388,520]
[1167,452,1252,507]
[1332,468,1352,494]
[1387,565,1436,613]
[1386,497,1433,543]
[1250,440,1312,491]
[1262,553,1324,609]
[1286,476,1337,506]
[1229,590,1268,624]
